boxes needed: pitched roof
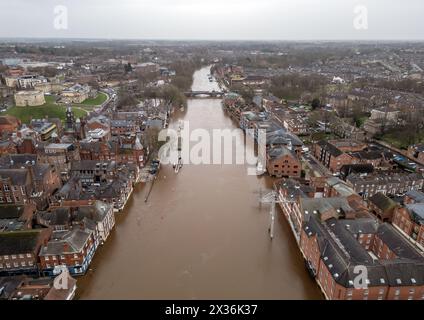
[317,140,343,157]
[405,190,424,203]
[0,205,28,220]
[303,215,424,287]
[405,203,424,225]
[369,192,398,211]
[267,146,297,160]
[0,230,47,255]
[0,169,30,186]
[39,229,92,256]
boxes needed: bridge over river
[184,90,225,98]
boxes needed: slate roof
[405,190,424,203]
[0,230,45,255]
[38,208,71,227]
[340,164,374,178]
[267,146,297,160]
[70,160,116,172]
[369,193,398,212]
[0,205,26,219]
[317,140,343,157]
[347,172,424,185]
[405,203,424,225]
[39,229,92,256]
[73,201,112,223]
[266,131,303,147]
[32,164,51,182]
[111,120,135,128]
[0,154,37,168]
[301,197,354,221]
[0,169,30,186]
[303,214,424,287]
[0,276,26,300]
[276,178,314,200]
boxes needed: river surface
[76,66,322,299]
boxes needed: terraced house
[0,229,52,276]
[346,172,424,199]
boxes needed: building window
[26,253,31,258]
[11,255,16,260]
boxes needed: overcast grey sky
[0,0,423,40]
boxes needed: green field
[379,130,424,150]
[2,103,87,124]
[79,92,108,106]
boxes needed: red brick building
[314,140,357,173]
[301,215,424,300]
[368,192,398,222]
[39,228,96,276]
[393,204,424,247]
[0,229,52,276]
[266,147,301,178]
[79,136,145,168]
[0,139,17,155]
[0,115,21,135]
[0,164,61,209]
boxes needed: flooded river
[76,66,322,299]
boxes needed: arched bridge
[184,90,224,98]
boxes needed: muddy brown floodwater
[76,66,323,300]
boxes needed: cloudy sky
[0,0,423,40]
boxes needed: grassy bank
[2,96,87,124]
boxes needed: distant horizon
[1,36,424,43]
